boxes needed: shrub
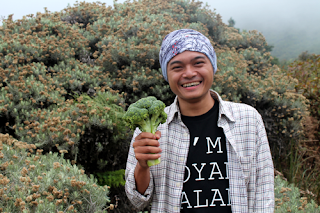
[13,91,130,173]
[212,49,308,160]
[0,15,88,68]
[283,53,320,203]
[60,1,111,28]
[239,47,273,75]
[0,133,109,212]
[286,54,320,137]
[274,175,320,212]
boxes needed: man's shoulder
[223,100,257,112]
[211,90,260,119]
[221,100,261,120]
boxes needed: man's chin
[177,94,205,103]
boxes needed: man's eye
[172,66,181,69]
[195,61,204,65]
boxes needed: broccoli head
[124,96,167,134]
[123,96,167,166]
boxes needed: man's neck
[178,92,215,117]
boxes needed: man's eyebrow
[192,56,206,61]
[169,56,206,66]
[169,60,182,66]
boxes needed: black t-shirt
[180,101,232,212]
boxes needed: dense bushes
[0,133,109,212]
[286,53,320,139]
[281,53,320,203]
[0,0,308,160]
[274,175,320,212]
[0,0,314,211]
[212,49,307,159]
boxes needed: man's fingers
[155,130,161,139]
[133,138,160,148]
[135,132,157,140]
[133,131,162,166]
[135,153,161,161]
[134,146,162,155]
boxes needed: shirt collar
[210,90,235,123]
[166,90,235,124]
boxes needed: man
[125,29,274,213]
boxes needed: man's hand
[133,131,162,168]
[133,130,161,194]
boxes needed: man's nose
[183,65,196,78]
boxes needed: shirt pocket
[239,155,253,185]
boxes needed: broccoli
[123,96,167,167]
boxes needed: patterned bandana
[159,29,217,82]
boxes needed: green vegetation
[0,133,109,212]
[123,96,167,134]
[288,53,320,123]
[274,175,320,212]
[96,170,126,188]
[123,96,167,167]
[281,52,320,204]
[0,0,319,211]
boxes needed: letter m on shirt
[206,137,223,154]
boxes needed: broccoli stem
[142,118,161,166]
[147,158,161,167]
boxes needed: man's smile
[181,81,202,88]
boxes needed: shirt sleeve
[254,114,275,212]
[125,128,154,210]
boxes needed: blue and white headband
[159,29,217,82]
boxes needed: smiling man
[125,29,274,213]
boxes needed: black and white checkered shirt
[125,90,274,213]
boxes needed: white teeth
[182,82,200,87]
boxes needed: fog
[207,0,320,60]
[1,0,319,60]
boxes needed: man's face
[167,51,214,103]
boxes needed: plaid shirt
[125,90,274,212]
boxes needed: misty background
[1,0,319,61]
